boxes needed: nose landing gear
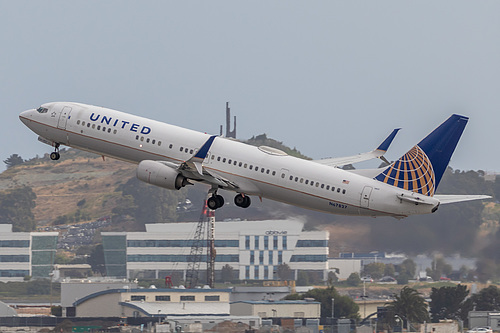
[50,143,61,160]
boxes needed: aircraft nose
[19,109,35,126]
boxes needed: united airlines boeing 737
[19,102,490,219]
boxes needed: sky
[1,1,499,172]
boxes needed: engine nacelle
[136,160,188,190]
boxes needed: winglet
[194,135,216,160]
[182,135,217,176]
[376,128,401,152]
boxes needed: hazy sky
[2,1,499,172]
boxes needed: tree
[346,272,361,286]
[386,286,430,328]
[221,264,234,283]
[285,286,359,320]
[470,285,500,311]
[276,263,293,281]
[87,244,105,275]
[0,187,37,231]
[3,154,24,168]
[430,284,469,322]
[363,262,385,280]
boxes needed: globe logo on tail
[374,145,435,196]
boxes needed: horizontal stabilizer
[314,128,400,167]
[435,194,492,204]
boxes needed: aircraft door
[360,186,373,208]
[57,106,72,129]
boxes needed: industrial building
[0,224,57,281]
[72,287,232,318]
[230,300,321,319]
[101,219,329,282]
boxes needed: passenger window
[311,181,314,186]
[261,168,265,173]
[113,130,117,134]
[249,165,253,170]
[343,189,346,194]
[87,123,90,128]
[239,162,242,167]
[108,128,111,133]
[337,188,341,193]
[316,183,319,187]
[217,157,221,161]
[289,176,293,180]
[300,178,304,183]
[168,144,172,148]
[295,177,298,182]
[180,147,183,152]
[234,161,237,165]
[152,139,156,144]
[97,125,101,130]
[255,167,259,171]
[77,120,80,125]
[266,169,270,174]
[82,121,85,126]
[92,124,95,129]
[305,180,309,185]
[228,159,232,164]
[244,163,247,168]
[140,137,144,142]
[158,141,162,146]
[332,187,335,191]
[146,138,150,143]
[190,149,193,154]
[136,135,139,140]
[326,185,330,190]
[212,155,215,160]
[281,173,285,179]
[272,171,276,176]
[223,158,226,163]
[185,148,189,153]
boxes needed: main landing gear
[207,194,224,210]
[50,143,61,161]
[206,190,252,210]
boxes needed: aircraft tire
[50,152,60,160]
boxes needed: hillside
[0,149,136,224]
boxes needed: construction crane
[185,199,216,289]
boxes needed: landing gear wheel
[234,194,251,208]
[207,195,224,210]
[50,152,60,160]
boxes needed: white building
[102,219,329,283]
[72,287,232,318]
[0,225,58,281]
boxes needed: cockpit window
[37,107,48,113]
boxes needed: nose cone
[19,109,35,126]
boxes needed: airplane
[19,102,490,219]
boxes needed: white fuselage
[20,102,438,218]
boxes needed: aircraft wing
[434,194,492,204]
[313,128,400,167]
[175,135,239,189]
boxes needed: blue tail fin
[374,114,468,196]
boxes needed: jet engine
[136,160,189,190]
